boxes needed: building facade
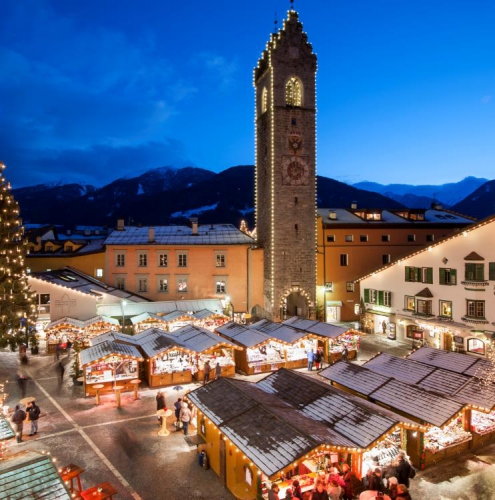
[317,206,476,324]
[254,10,317,321]
[358,215,495,356]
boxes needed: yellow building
[317,206,475,324]
[104,219,264,319]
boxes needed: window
[364,288,377,304]
[378,291,392,306]
[215,253,226,268]
[216,279,226,294]
[95,268,103,278]
[261,87,268,113]
[116,254,125,267]
[158,278,168,292]
[407,234,416,242]
[467,338,485,355]
[178,253,188,268]
[405,266,433,283]
[405,296,415,311]
[116,277,125,290]
[177,277,188,293]
[439,300,452,318]
[36,294,51,314]
[345,235,354,242]
[360,235,368,242]
[66,245,73,252]
[46,245,53,252]
[465,263,484,281]
[426,234,434,242]
[466,300,485,318]
[381,235,390,242]
[346,281,355,292]
[285,77,302,106]
[138,278,148,293]
[138,254,148,267]
[416,299,432,315]
[490,263,495,280]
[325,282,333,292]
[158,253,168,267]
[382,254,391,265]
[327,235,335,243]
[340,254,348,266]
[439,268,457,285]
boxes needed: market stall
[131,312,168,333]
[169,324,241,381]
[45,317,85,354]
[160,310,195,332]
[81,315,120,336]
[187,369,422,500]
[216,322,289,375]
[191,309,229,331]
[319,361,469,469]
[282,317,362,364]
[80,340,143,396]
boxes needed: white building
[358,215,495,357]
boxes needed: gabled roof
[80,340,143,366]
[130,312,167,325]
[250,320,309,343]
[46,317,85,331]
[406,346,482,375]
[191,309,227,320]
[169,325,241,352]
[0,451,71,499]
[320,361,465,427]
[216,322,286,348]
[119,328,188,358]
[161,310,195,323]
[415,287,433,298]
[282,317,350,339]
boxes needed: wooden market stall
[80,340,143,396]
[45,317,85,354]
[160,310,195,332]
[282,317,362,364]
[216,322,289,375]
[81,315,120,337]
[187,369,422,500]
[191,309,229,331]
[168,324,241,381]
[131,312,168,333]
[320,361,470,469]
[251,319,329,369]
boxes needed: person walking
[179,401,192,436]
[11,404,26,443]
[174,397,182,429]
[26,400,41,436]
[17,373,27,398]
[314,349,322,370]
[156,390,166,424]
[307,349,315,371]
[341,345,349,362]
[203,360,211,385]
[395,451,412,488]
[214,362,222,380]
[56,361,65,386]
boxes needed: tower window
[261,87,268,114]
[286,77,302,106]
[291,118,297,126]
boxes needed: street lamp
[121,300,127,333]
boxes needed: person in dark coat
[291,479,303,500]
[17,373,27,398]
[395,451,412,488]
[174,397,182,429]
[26,400,40,436]
[311,478,329,500]
[341,345,349,362]
[203,360,211,385]
[341,463,358,500]
[156,391,166,424]
[56,361,65,386]
[368,468,385,493]
[11,404,26,443]
[214,362,222,380]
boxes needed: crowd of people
[268,451,415,500]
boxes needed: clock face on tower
[282,155,310,186]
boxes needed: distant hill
[14,165,404,228]
[353,176,489,207]
[451,180,495,220]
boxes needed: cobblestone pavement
[1,334,494,499]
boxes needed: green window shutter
[439,268,446,285]
[378,290,384,305]
[364,288,370,303]
[405,267,411,282]
[451,269,457,285]
[476,264,485,281]
[489,263,495,281]
[426,267,433,284]
[465,263,473,280]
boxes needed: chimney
[117,219,125,231]
[190,218,198,235]
[351,201,357,210]
[148,227,155,243]
[328,211,337,220]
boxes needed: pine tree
[0,162,37,350]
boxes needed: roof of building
[104,224,254,246]
[318,207,475,226]
[130,312,167,325]
[282,317,350,339]
[30,267,150,302]
[320,361,465,427]
[0,416,15,441]
[80,340,143,366]
[250,320,309,343]
[0,451,71,499]
[216,322,285,348]
[192,309,227,320]
[168,325,241,352]
[115,328,188,358]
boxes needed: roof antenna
[290,0,295,11]
[273,12,278,33]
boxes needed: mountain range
[13,167,494,228]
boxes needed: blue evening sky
[1,0,494,188]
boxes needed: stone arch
[280,286,311,319]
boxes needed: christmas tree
[0,162,37,350]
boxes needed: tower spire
[290,0,295,12]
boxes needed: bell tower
[254,9,317,321]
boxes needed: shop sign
[413,331,423,340]
[453,335,464,344]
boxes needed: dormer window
[286,77,302,106]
